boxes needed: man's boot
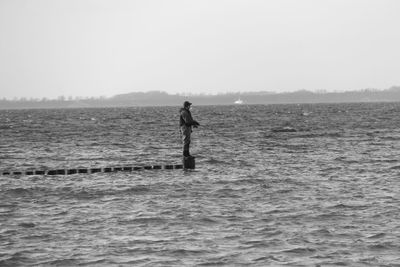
[182,149,195,169]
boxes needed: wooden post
[183,156,195,169]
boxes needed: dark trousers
[180,126,191,156]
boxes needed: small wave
[18,222,35,228]
[0,229,18,235]
[168,248,211,256]
[310,228,332,237]
[203,158,230,165]
[276,188,293,194]
[0,208,11,214]
[368,233,386,239]
[5,188,32,196]
[368,243,392,250]
[214,188,241,198]
[0,204,17,213]
[320,166,342,172]
[265,208,291,214]
[328,203,369,210]
[197,261,229,266]
[381,136,400,141]
[253,255,281,263]
[371,159,398,163]
[326,261,350,266]
[197,255,233,266]
[42,258,81,266]
[70,189,94,200]
[241,240,269,249]
[282,247,317,254]
[198,217,219,224]
[215,177,267,186]
[314,211,343,220]
[334,157,360,164]
[66,185,151,200]
[263,230,283,238]
[7,187,29,194]
[127,217,167,225]
[231,159,255,167]
[297,132,343,138]
[271,127,297,133]
[0,251,36,266]
[119,185,151,194]
[76,259,108,265]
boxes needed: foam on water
[1,103,400,266]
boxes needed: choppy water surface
[1,103,400,266]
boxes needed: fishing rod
[198,124,262,151]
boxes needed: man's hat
[183,101,192,107]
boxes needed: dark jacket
[179,108,199,127]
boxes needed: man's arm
[181,110,200,127]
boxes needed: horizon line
[1,86,399,101]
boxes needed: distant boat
[234,98,244,105]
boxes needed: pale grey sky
[0,0,399,99]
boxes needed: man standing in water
[179,101,200,157]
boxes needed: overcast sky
[0,0,399,99]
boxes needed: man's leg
[181,127,191,157]
[183,142,190,157]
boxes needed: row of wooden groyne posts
[1,164,185,176]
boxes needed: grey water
[1,103,400,266]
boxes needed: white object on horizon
[234,98,244,104]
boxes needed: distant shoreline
[1,87,400,109]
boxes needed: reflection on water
[1,103,400,266]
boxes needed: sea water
[1,103,400,266]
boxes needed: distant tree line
[0,95,110,109]
[1,87,400,109]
